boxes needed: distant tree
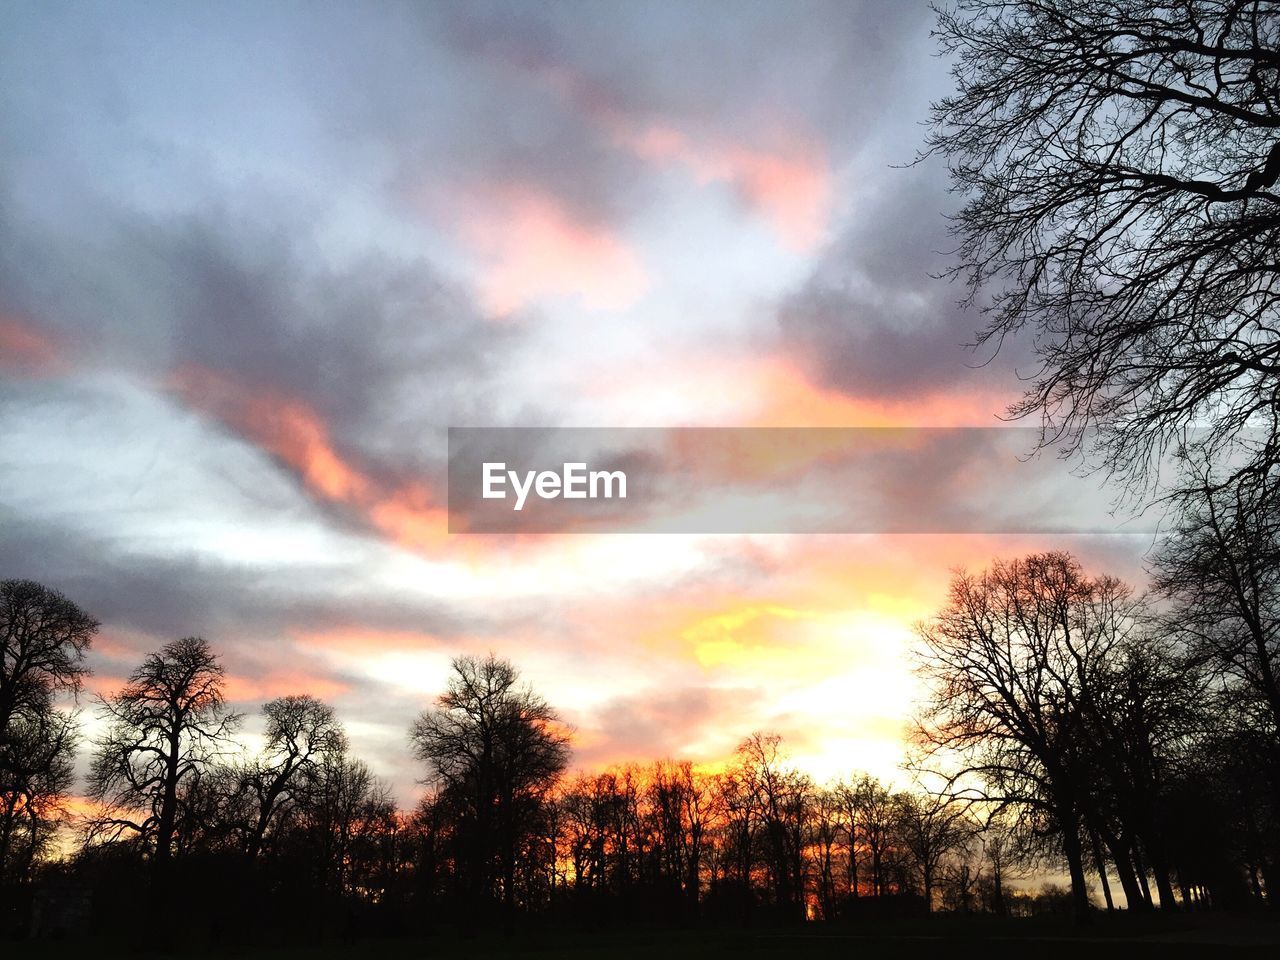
[647,759,711,913]
[409,654,570,919]
[1153,476,1280,739]
[290,751,392,898]
[731,733,812,921]
[0,579,97,883]
[839,773,899,898]
[241,695,347,860]
[928,1,1280,500]
[977,809,1031,918]
[1151,472,1280,900]
[894,791,972,911]
[87,637,240,872]
[809,786,844,919]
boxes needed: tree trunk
[1090,829,1115,913]
[1100,826,1145,910]
[1061,819,1091,923]
[154,724,181,872]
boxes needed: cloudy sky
[1,0,1153,800]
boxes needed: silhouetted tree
[928,1,1280,500]
[1153,472,1280,899]
[0,579,97,884]
[241,694,347,861]
[809,786,843,919]
[840,773,899,898]
[290,752,392,898]
[894,791,972,911]
[915,552,1142,920]
[1154,476,1280,739]
[647,759,710,914]
[87,637,240,874]
[731,733,812,921]
[409,654,570,921]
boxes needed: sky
[0,0,1156,802]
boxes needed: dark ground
[18,914,1280,960]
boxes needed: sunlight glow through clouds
[450,183,648,317]
[618,123,832,252]
[522,48,834,252]
[0,1,1155,806]
[578,352,1012,428]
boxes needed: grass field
[19,914,1280,960]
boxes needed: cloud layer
[0,1,1152,802]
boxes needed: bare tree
[841,773,899,898]
[291,751,390,898]
[241,695,347,860]
[647,759,710,912]
[928,1,1280,499]
[895,790,972,911]
[0,579,97,883]
[809,786,844,919]
[1153,474,1280,737]
[977,809,1031,917]
[1151,470,1280,897]
[409,654,570,919]
[732,733,812,921]
[915,551,1142,920]
[88,637,240,872]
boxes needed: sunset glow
[0,2,1149,814]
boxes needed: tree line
[0,595,1032,938]
[6,0,1280,938]
[3,503,1279,939]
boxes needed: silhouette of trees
[1152,473,1280,899]
[648,759,710,914]
[1154,477,1280,740]
[0,579,97,885]
[895,792,972,912]
[730,732,812,921]
[239,694,347,861]
[841,773,898,899]
[87,637,240,873]
[915,552,1147,919]
[6,559,1278,941]
[409,654,570,920]
[928,1,1280,497]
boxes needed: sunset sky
[0,1,1153,803]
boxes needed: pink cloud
[168,364,450,552]
[452,183,648,317]
[618,123,831,252]
[0,316,68,377]
[497,52,833,252]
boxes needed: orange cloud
[0,317,68,377]
[452,183,647,317]
[168,364,449,552]
[515,54,832,252]
[619,123,831,252]
[222,669,350,704]
[584,352,1010,429]
[743,355,1011,427]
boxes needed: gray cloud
[775,161,1040,402]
